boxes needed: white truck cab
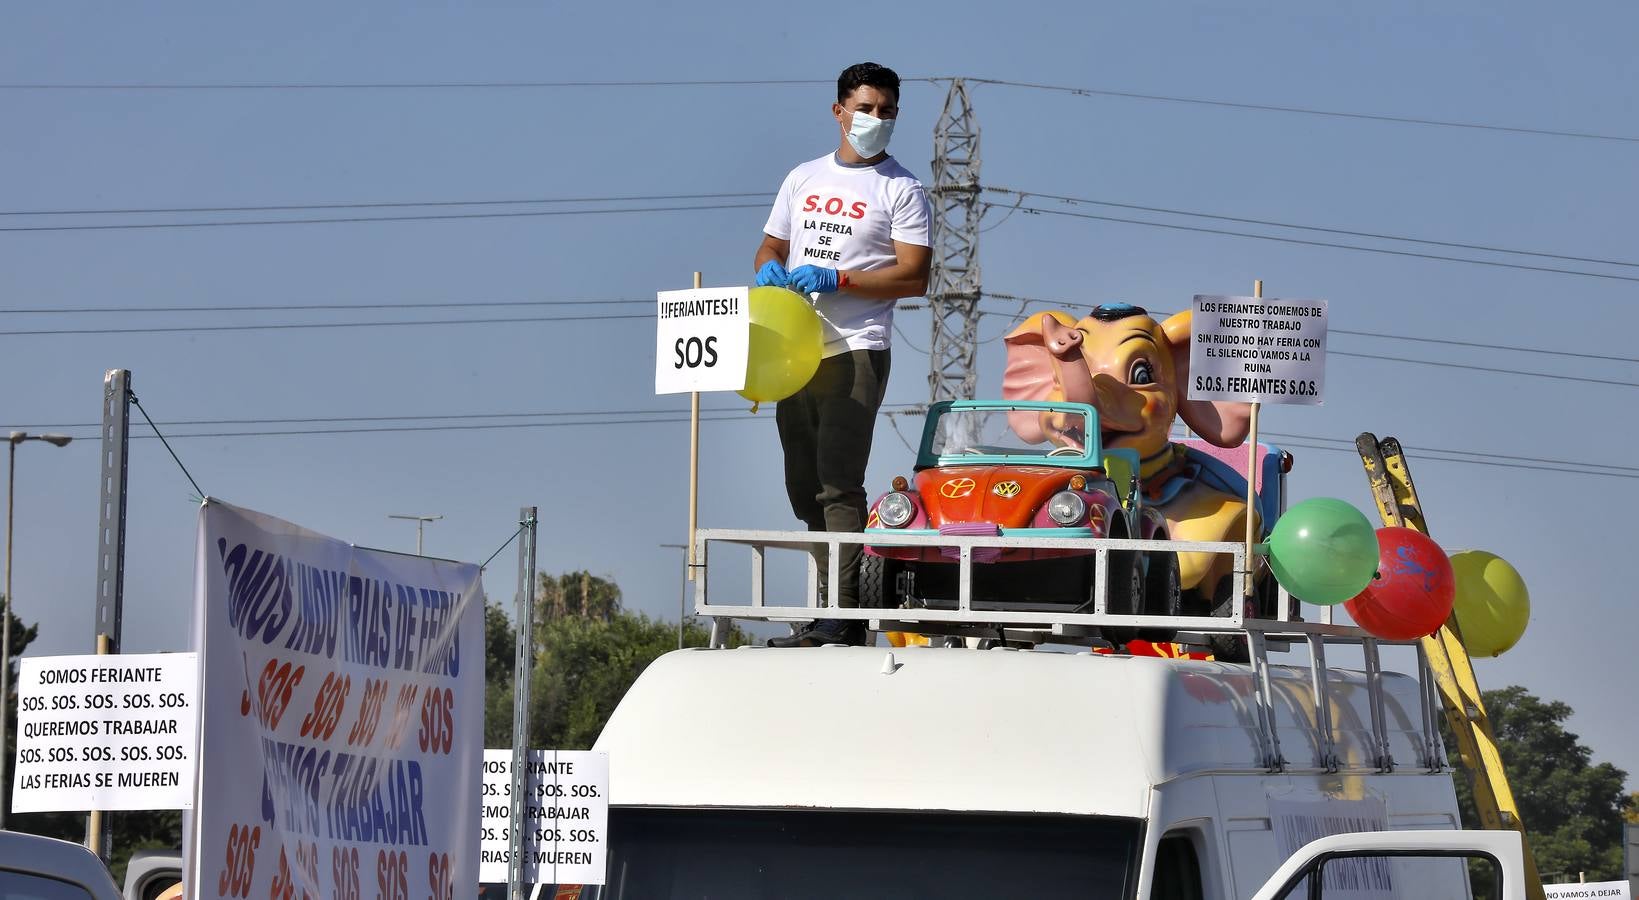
[585,527,1531,898]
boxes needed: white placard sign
[190,499,485,900]
[1544,883,1631,899]
[654,286,750,394]
[12,652,200,813]
[1189,294,1327,405]
[479,749,609,886]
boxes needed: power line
[0,78,860,91]
[976,301,1636,388]
[6,73,1627,144]
[11,290,1634,367]
[984,187,1639,270]
[0,297,651,315]
[0,201,767,233]
[967,78,1639,145]
[990,202,1639,285]
[2,312,650,337]
[982,294,1639,365]
[1252,429,1639,475]
[0,190,770,218]
[20,407,1633,481]
[13,402,930,430]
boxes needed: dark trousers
[775,349,891,610]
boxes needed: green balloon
[1265,498,1379,605]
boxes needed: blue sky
[4,2,1636,787]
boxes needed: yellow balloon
[738,286,823,404]
[1449,550,1530,657]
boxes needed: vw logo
[992,481,1021,498]
[940,478,977,499]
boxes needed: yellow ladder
[1356,433,1545,898]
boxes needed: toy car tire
[1137,550,1182,643]
[1100,547,1145,648]
[859,554,898,609]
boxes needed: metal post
[95,370,130,655]
[90,369,130,858]
[686,271,703,582]
[509,507,538,900]
[927,79,982,405]
[2,439,13,831]
[1244,280,1262,599]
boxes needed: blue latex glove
[755,260,789,287]
[789,265,840,294]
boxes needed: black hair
[837,62,901,104]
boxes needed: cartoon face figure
[1002,303,1251,458]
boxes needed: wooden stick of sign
[687,271,702,581]
[1244,279,1263,598]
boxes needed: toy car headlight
[1047,491,1087,526]
[877,492,916,528]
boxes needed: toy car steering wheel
[1046,446,1082,458]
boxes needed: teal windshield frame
[917,400,1105,470]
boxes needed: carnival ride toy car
[863,400,1181,641]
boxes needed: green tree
[482,574,744,750]
[1445,685,1632,882]
[536,569,623,624]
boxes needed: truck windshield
[595,807,1140,900]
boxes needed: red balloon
[1345,527,1455,640]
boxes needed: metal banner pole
[1244,283,1262,599]
[509,507,538,900]
[687,271,703,582]
[88,368,130,859]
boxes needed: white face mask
[846,109,895,158]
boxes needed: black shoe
[766,620,866,648]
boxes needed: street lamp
[3,431,73,829]
[388,514,442,556]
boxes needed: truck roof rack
[691,527,1449,775]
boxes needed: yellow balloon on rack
[1449,550,1530,657]
[739,287,823,405]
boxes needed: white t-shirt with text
[763,153,932,356]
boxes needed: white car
[0,831,122,900]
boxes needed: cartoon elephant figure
[1003,303,1257,609]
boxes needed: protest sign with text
[12,652,199,813]
[654,286,750,394]
[479,749,609,887]
[189,499,484,900]
[1189,294,1328,405]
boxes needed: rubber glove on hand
[789,265,840,294]
[755,260,789,287]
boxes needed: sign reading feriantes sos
[654,287,749,394]
[1188,294,1327,405]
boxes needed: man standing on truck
[753,61,932,647]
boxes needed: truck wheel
[1101,547,1144,648]
[1206,579,1254,663]
[859,554,897,609]
[1137,550,1181,643]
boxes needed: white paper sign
[189,499,484,900]
[1544,883,1631,899]
[11,652,200,813]
[1189,294,1327,405]
[479,749,609,886]
[654,287,750,394]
